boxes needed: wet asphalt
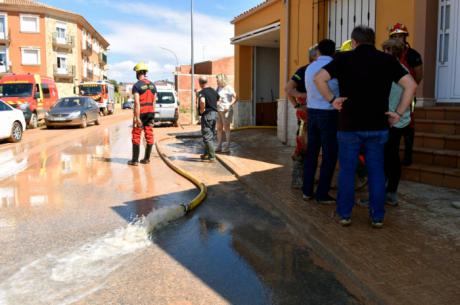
[0,116,360,305]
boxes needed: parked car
[0,100,26,143]
[45,97,100,129]
[155,87,179,127]
[0,74,59,129]
[122,100,134,109]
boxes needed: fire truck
[78,81,115,115]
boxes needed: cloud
[104,1,234,82]
[108,60,175,83]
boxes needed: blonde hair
[382,38,405,58]
[216,73,228,87]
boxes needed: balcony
[52,33,74,52]
[0,30,10,45]
[99,53,107,65]
[53,65,75,82]
[82,41,92,56]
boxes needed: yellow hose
[155,137,207,213]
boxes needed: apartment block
[0,0,109,97]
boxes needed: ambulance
[78,81,115,115]
[0,74,59,129]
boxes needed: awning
[231,22,280,48]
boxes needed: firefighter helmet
[340,40,353,52]
[133,62,149,72]
[389,23,409,37]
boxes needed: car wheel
[80,114,87,128]
[8,121,23,143]
[28,113,38,129]
[95,115,101,125]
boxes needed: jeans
[303,109,338,200]
[337,130,389,221]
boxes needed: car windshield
[157,92,175,104]
[54,98,84,108]
[79,85,102,96]
[0,83,33,97]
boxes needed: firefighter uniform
[129,62,157,166]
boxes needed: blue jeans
[337,130,389,221]
[303,109,338,200]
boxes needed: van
[155,85,179,127]
[0,74,59,129]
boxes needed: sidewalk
[215,129,460,305]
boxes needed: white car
[155,88,179,127]
[0,100,26,143]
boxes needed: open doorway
[254,46,279,125]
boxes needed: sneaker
[371,220,384,229]
[340,218,352,227]
[357,198,369,207]
[302,194,313,201]
[316,195,336,205]
[386,192,399,206]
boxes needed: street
[0,112,359,305]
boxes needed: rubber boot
[128,144,140,166]
[291,157,303,189]
[140,144,153,164]
[200,143,210,160]
[207,142,216,161]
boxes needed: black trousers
[201,111,217,144]
[384,127,407,193]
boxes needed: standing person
[128,62,157,166]
[389,23,424,166]
[197,76,219,162]
[382,39,412,206]
[285,45,318,189]
[314,26,417,228]
[302,39,339,203]
[215,73,237,153]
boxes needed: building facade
[232,0,458,138]
[0,0,109,97]
[175,56,234,112]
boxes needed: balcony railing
[82,41,92,56]
[53,65,75,82]
[52,33,74,51]
[0,30,10,45]
[99,53,107,65]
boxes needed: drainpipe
[283,0,290,144]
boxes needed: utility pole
[190,0,195,124]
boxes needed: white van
[155,86,179,127]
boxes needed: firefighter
[128,62,157,166]
[389,23,424,166]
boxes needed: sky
[40,0,263,83]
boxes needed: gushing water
[0,205,186,305]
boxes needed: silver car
[45,97,101,128]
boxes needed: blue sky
[40,0,263,82]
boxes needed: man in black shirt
[285,45,318,188]
[197,76,219,162]
[314,26,417,228]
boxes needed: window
[56,22,66,42]
[20,14,39,33]
[57,54,67,72]
[0,47,7,73]
[42,83,50,98]
[0,13,7,39]
[0,101,12,111]
[21,48,40,65]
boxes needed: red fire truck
[78,81,115,115]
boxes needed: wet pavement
[0,118,360,305]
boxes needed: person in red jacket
[389,23,424,166]
[128,62,157,166]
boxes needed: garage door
[327,0,376,46]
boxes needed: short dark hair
[317,39,336,57]
[351,26,375,45]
